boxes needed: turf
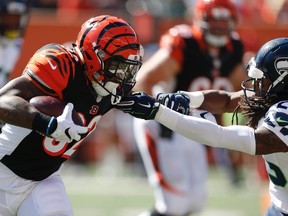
[63,163,266,216]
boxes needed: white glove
[50,103,88,143]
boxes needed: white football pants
[134,110,216,215]
[0,163,73,216]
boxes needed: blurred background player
[132,0,247,215]
[0,0,30,88]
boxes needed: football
[30,96,84,126]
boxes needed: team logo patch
[200,111,209,119]
[275,112,288,126]
[275,57,288,75]
[47,59,57,70]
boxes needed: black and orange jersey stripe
[24,43,80,99]
[0,43,115,181]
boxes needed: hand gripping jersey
[160,24,244,92]
[0,43,114,181]
[262,101,288,213]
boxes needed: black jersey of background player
[160,24,244,92]
[0,43,114,181]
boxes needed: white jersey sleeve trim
[155,105,256,155]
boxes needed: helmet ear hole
[96,49,106,59]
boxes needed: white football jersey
[262,100,288,213]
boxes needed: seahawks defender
[117,37,288,216]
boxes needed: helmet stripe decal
[97,22,133,44]
[79,15,111,48]
[79,26,93,49]
[103,33,138,53]
[110,44,140,55]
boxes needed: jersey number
[266,161,287,187]
[42,116,100,159]
[188,77,234,92]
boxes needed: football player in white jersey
[116,37,288,216]
[0,0,30,88]
[130,0,246,215]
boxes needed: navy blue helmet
[242,38,288,98]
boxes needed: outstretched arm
[155,105,288,155]
[116,91,288,155]
[182,90,243,114]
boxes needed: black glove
[156,92,190,115]
[115,92,160,120]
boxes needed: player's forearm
[187,90,241,114]
[155,105,256,155]
[0,78,45,129]
[133,80,154,95]
[0,94,39,129]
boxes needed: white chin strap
[204,33,228,47]
[111,92,122,105]
[92,81,121,105]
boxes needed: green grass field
[62,159,267,216]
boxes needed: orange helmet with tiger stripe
[76,15,143,104]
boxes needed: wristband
[178,91,204,108]
[32,113,57,135]
[46,117,57,135]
